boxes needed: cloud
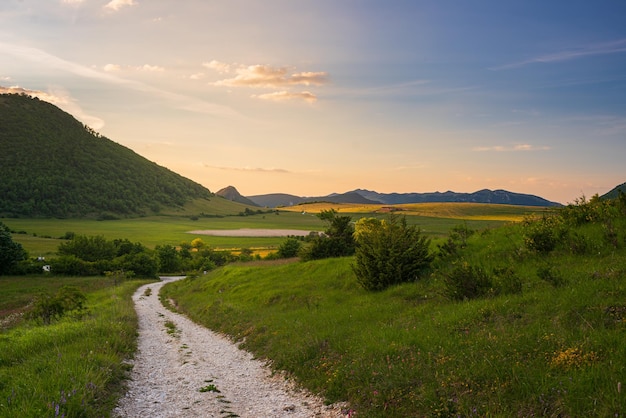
[204,164,291,173]
[203,60,231,74]
[103,63,164,72]
[0,43,240,119]
[212,64,329,88]
[491,38,626,70]
[104,0,137,12]
[0,85,105,129]
[473,144,551,152]
[103,63,121,72]
[253,91,317,103]
[61,0,84,4]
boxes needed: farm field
[6,202,545,256]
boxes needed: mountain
[353,188,561,206]
[248,188,561,208]
[0,93,214,218]
[216,186,259,207]
[601,182,626,200]
[247,191,379,207]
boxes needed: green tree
[353,214,433,291]
[57,235,116,262]
[300,209,355,260]
[277,238,302,258]
[156,244,180,273]
[0,221,27,275]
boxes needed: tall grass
[0,278,152,417]
[162,219,626,416]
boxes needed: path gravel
[114,277,347,418]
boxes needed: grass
[6,202,540,256]
[161,218,626,417]
[0,277,155,417]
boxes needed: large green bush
[352,214,433,291]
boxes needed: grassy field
[0,276,154,417]
[161,210,626,417]
[6,202,543,256]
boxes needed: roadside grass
[0,277,154,417]
[0,276,116,329]
[161,220,626,417]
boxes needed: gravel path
[114,277,347,418]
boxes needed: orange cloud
[212,64,328,89]
[254,91,317,103]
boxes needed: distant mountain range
[601,182,626,200]
[245,188,563,208]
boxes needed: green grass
[161,221,626,417]
[0,277,154,417]
[6,203,530,256]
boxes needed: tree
[299,209,355,260]
[353,214,433,291]
[0,221,27,275]
[156,244,181,273]
[58,235,116,262]
[277,238,302,258]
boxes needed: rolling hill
[247,188,561,208]
[0,93,217,218]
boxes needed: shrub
[299,210,355,261]
[492,266,523,295]
[444,262,492,300]
[277,238,302,258]
[28,285,86,325]
[537,265,567,287]
[353,214,433,291]
[523,214,564,254]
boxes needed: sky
[1,1,625,204]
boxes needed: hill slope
[601,181,626,200]
[248,188,561,208]
[216,186,259,207]
[0,93,213,218]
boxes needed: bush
[299,210,355,261]
[353,214,433,291]
[537,265,567,287]
[444,262,492,300]
[523,214,564,254]
[28,285,87,325]
[277,238,301,258]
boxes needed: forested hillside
[0,94,212,218]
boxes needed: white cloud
[254,91,317,103]
[491,38,626,70]
[103,63,121,72]
[0,85,105,129]
[212,64,329,88]
[473,144,551,152]
[61,0,84,4]
[104,0,137,12]
[103,63,164,72]
[203,60,231,74]
[189,73,204,80]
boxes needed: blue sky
[1,0,625,203]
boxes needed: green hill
[0,93,213,218]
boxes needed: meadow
[3,202,596,417]
[0,276,154,417]
[6,202,542,257]
[160,201,626,417]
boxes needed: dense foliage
[299,209,355,260]
[0,221,27,275]
[0,93,212,218]
[353,214,433,290]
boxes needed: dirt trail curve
[114,277,347,418]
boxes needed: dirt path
[114,277,347,418]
